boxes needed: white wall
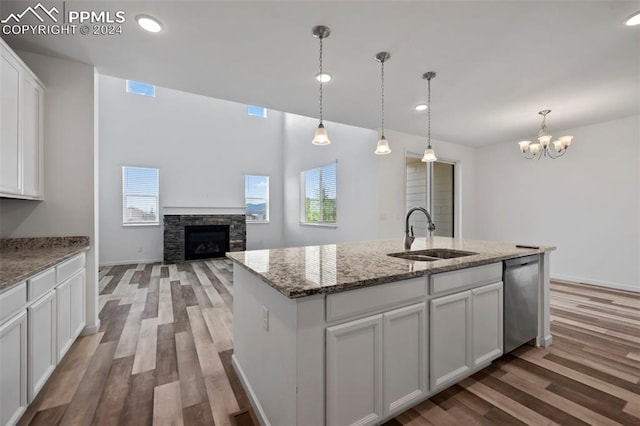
[98,74,285,265]
[0,51,99,332]
[282,114,379,247]
[376,129,478,240]
[475,115,640,292]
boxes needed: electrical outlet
[262,306,269,331]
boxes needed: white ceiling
[2,0,639,146]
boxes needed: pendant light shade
[312,122,330,146]
[421,71,437,163]
[312,25,331,146]
[374,136,391,155]
[374,51,391,155]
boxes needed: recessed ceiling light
[136,15,163,33]
[315,73,332,83]
[415,104,428,111]
[625,11,640,26]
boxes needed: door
[472,282,504,366]
[0,311,28,426]
[383,303,428,417]
[70,269,86,339]
[327,314,383,426]
[430,290,472,390]
[21,73,43,198]
[1,46,21,195]
[28,290,57,402]
[56,278,72,362]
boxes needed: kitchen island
[227,237,554,426]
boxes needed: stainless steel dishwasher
[504,255,540,353]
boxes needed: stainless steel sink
[388,248,477,262]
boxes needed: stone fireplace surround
[163,207,246,263]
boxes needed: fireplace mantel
[163,206,245,215]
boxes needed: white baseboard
[232,354,270,426]
[551,274,639,293]
[99,258,163,267]
[81,320,100,335]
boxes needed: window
[247,105,267,118]
[301,162,337,225]
[122,166,159,225]
[126,80,156,97]
[245,175,269,222]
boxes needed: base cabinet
[430,291,472,390]
[383,303,428,417]
[56,269,86,362]
[28,290,57,402]
[472,282,503,366]
[0,311,28,426]
[430,281,504,390]
[327,315,383,426]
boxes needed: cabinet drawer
[56,253,85,284]
[0,282,27,324]
[430,262,502,296]
[326,277,425,323]
[28,268,56,301]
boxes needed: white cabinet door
[56,278,72,362]
[430,290,472,390]
[472,282,504,367]
[69,269,86,339]
[383,302,428,417]
[28,290,56,402]
[21,73,43,198]
[327,314,383,426]
[0,311,28,426]
[0,46,21,195]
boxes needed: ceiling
[2,0,639,146]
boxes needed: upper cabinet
[0,39,44,200]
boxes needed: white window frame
[245,175,270,223]
[122,166,160,226]
[300,161,337,227]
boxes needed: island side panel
[537,252,553,347]
[232,265,298,426]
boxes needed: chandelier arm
[521,151,537,160]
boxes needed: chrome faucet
[404,207,436,250]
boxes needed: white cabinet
[472,282,503,367]
[27,290,56,402]
[0,45,21,195]
[430,290,472,390]
[383,302,428,417]
[327,314,383,426]
[20,73,44,198]
[56,269,85,361]
[0,311,28,426]
[0,38,44,200]
[430,281,504,391]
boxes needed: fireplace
[184,225,230,260]
[163,213,246,263]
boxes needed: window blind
[122,166,159,225]
[303,162,337,224]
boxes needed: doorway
[405,155,456,238]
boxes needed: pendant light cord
[427,76,431,148]
[319,36,324,124]
[381,59,385,137]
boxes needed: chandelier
[518,110,573,159]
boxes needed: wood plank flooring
[18,260,640,426]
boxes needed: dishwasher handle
[504,255,539,268]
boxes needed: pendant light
[421,71,437,162]
[311,25,331,145]
[374,52,392,155]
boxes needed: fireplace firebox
[184,225,230,260]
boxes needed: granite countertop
[0,236,90,293]
[226,237,555,298]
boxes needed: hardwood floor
[18,260,640,426]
